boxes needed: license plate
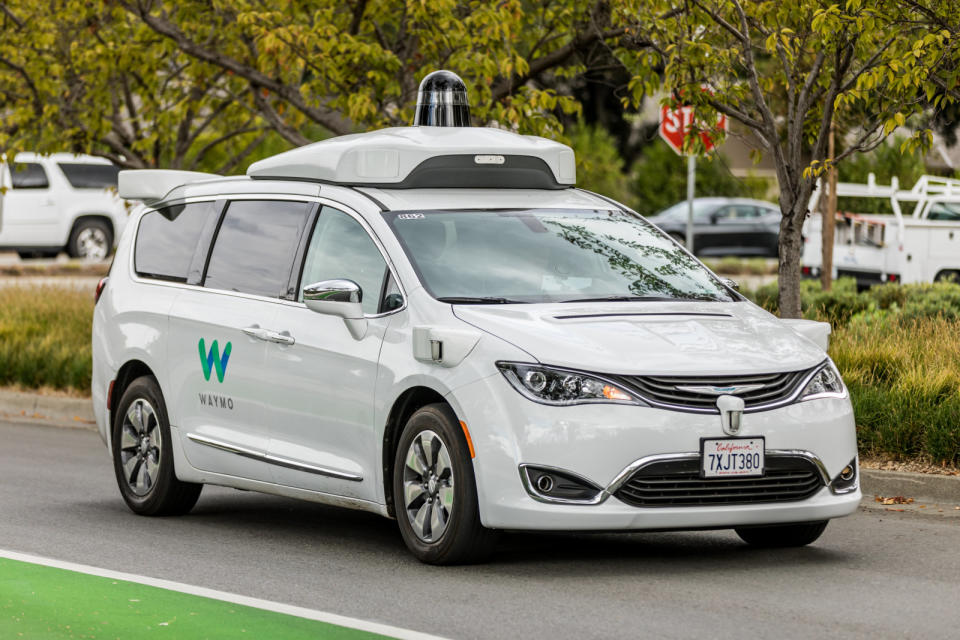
[701,438,764,478]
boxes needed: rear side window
[204,200,311,298]
[135,202,217,282]
[58,163,120,189]
[10,163,48,189]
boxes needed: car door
[0,161,60,245]
[168,198,313,483]
[701,204,762,255]
[262,204,401,502]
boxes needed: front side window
[58,163,120,189]
[384,208,735,303]
[928,202,960,221]
[135,202,217,282]
[10,163,49,189]
[299,206,388,315]
[205,200,311,298]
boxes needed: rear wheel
[112,376,202,516]
[735,520,828,548]
[68,218,112,260]
[392,403,497,564]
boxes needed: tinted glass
[136,202,217,282]
[385,209,734,303]
[58,163,120,189]
[10,163,48,189]
[928,203,960,221]
[205,200,310,298]
[655,200,717,222]
[300,207,388,315]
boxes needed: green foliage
[568,124,632,205]
[837,137,928,214]
[0,286,92,392]
[628,140,769,216]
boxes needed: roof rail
[118,169,221,203]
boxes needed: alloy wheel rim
[119,398,162,496]
[77,228,108,260]
[402,429,455,543]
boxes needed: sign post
[659,104,727,253]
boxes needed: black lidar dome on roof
[413,70,471,127]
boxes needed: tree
[612,0,960,317]
[0,1,283,170]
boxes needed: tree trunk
[821,121,837,291]
[777,200,807,319]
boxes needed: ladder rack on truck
[802,173,960,286]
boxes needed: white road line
[0,549,449,640]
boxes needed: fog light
[831,458,858,494]
[536,474,555,493]
[520,465,605,504]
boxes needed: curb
[0,389,95,429]
[859,469,960,504]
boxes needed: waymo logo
[198,339,232,383]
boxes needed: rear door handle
[242,325,271,341]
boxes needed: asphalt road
[2,419,958,639]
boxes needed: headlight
[497,362,646,406]
[799,361,846,401]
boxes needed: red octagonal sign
[659,105,727,156]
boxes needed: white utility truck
[0,153,129,260]
[802,174,960,287]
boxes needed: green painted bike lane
[0,557,393,639]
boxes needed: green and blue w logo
[198,339,232,383]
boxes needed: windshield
[384,208,735,303]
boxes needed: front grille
[613,456,824,507]
[620,367,816,413]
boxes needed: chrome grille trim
[618,361,827,414]
[611,454,825,508]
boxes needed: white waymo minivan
[93,72,859,564]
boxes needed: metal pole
[686,154,696,252]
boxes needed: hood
[453,301,825,376]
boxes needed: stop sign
[659,105,727,156]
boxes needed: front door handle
[266,330,295,346]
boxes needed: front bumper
[450,373,861,531]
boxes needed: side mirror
[722,278,740,291]
[709,212,720,225]
[303,279,367,339]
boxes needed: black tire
[67,218,112,260]
[735,520,828,548]
[112,376,202,516]
[392,403,498,564]
[934,270,959,283]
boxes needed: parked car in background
[0,153,128,260]
[650,197,781,257]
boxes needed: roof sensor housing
[413,70,471,127]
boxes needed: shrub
[0,285,93,392]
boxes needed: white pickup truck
[802,174,960,286]
[0,153,130,260]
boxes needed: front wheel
[735,520,828,548]
[392,403,498,564]
[68,218,112,260]
[112,376,202,516]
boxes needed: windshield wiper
[436,296,528,304]
[559,295,713,303]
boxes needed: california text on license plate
[701,438,765,478]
